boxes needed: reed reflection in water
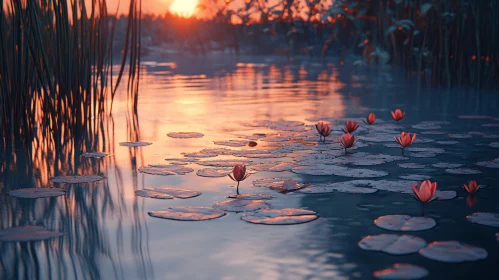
[3,58,498,279]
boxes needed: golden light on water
[169,0,198,17]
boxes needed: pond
[1,55,499,279]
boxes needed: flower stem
[236,181,240,195]
[421,203,425,217]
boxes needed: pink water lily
[228,164,251,194]
[412,180,437,216]
[391,109,406,122]
[339,133,356,153]
[363,113,376,125]
[462,180,479,194]
[342,120,359,133]
[394,132,416,151]
[315,121,331,142]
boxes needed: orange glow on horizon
[169,0,198,17]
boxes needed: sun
[169,0,198,17]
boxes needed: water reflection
[1,57,499,279]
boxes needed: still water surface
[1,56,499,280]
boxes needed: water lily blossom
[394,132,416,151]
[228,164,251,194]
[462,180,479,194]
[339,133,356,153]
[315,121,331,142]
[391,109,406,122]
[342,120,359,133]
[363,113,376,125]
[411,180,437,216]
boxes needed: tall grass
[0,0,142,155]
[138,0,498,88]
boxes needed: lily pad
[398,163,426,169]
[0,226,63,242]
[136,188,201,199]
[445,168,481,175]
[213,140,250,147]
[148,207,226,221]
[119,141,152,147]
[136,190,174,199]
[373,264,429,279]
[227,194,273,200]
[476,160,499,168]
[421,131,447,135]
[433,190,457,200]
[250,162,295,172]
[419,241,487,262]
[432,162,464,168]
[449,134,472,139]
[457,115,491,120]
[435,141,459,145]
[406,152,437,158]
[10,188,66,199]
[375,215,436,231]
[81,152,109,158]
[196,159,252,167]
[241,208,318,225]
[253,178,306,193]
[139,165,194,176]
[292,164,389,178]
[406,148,445,154]
[412,123,441,130]
[467,212,499,227]
[165,158,199,165]
[50,175,105,184]
[183,151,219,158]
[167,132,204,139]
[489,142,499,148]
[399,174,430,181]
[212,199,270,212]
[358,234,427,255]
[298,181,377,194]
[196,167,232,177]
[233,149,288,158]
